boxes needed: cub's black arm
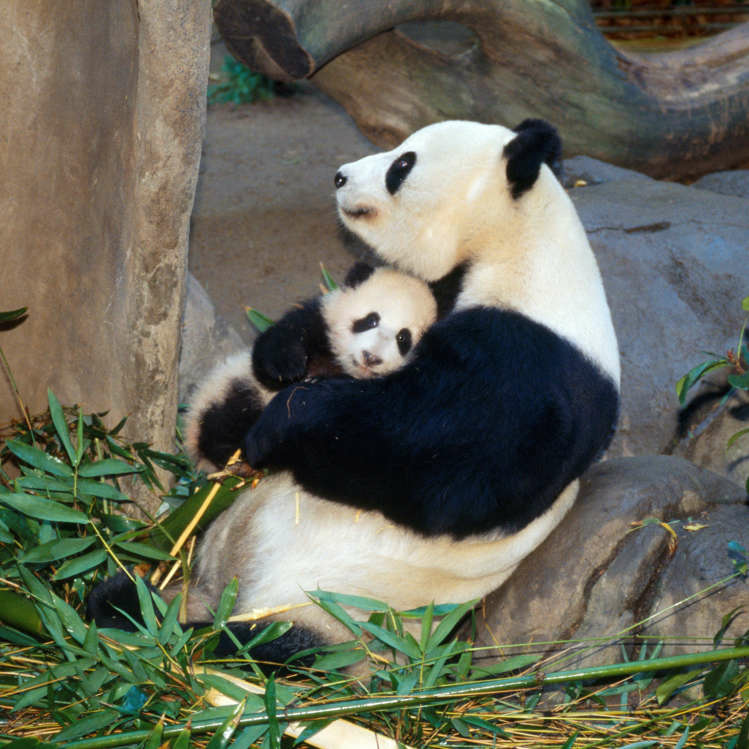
[251,297,332,390]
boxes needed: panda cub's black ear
[344,261,376,288]
[504,119,563,199]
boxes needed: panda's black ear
[504,120,562,199]
[344,261,376,288]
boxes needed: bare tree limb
[214,0,749,178]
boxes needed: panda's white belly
[195,472,579,615]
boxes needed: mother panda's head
[334,119,563,281]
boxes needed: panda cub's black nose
[334,171,347,189]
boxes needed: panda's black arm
[243,307,619,538]
[252,297,333,391]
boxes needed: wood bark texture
[214,0,749,178]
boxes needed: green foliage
[0,324,748,745]
[208,56,279,105]
[676,296,749,490]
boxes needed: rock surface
[478,456,748,668]
[1,2,211,512]
[564,158,749,486]
[179,273,246,405]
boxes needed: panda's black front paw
[252,327,308,390]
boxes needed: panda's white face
[335,121,519,281]
[336,119,621,385]
[322,269,437,378]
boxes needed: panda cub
[184,262,437,472]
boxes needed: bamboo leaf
[0,589,45,635]
[215,577,239,629]
[18,536,96,564]
[77,458,141,477]
[6,440,73,477]
[112,540,173,561]
[425,599,477,653]
[170,729,193,749]
[47,389,76,466]
[52,548,108,580]
[726,427,749,449]
[53,709,120,742]
[656,669,702,704]
[264,676,281,749]
[158,594,183,646]
[737,710,749,749]
[359,621,422,659]
[675,358,728,405]
[311,589,389,613]
[728,371,749,390]
[16,475,76,493]
[0,306,28,323]
[674,726,690,749]
[419,600,434,654]
[240,620,294,652]
[77,478,130,501]
[0,492,88,523]
[142,719,164,749]
[246,307,275,333]
[319,263,339,291]
[307,592,362,637]
[134,574,159,635]
[470,653,539,678]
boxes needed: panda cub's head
[334,119,562,281]
[322,264,437,378]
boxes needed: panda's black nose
[363,351,382,367]
[334,171,347,189]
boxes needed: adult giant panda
[91,119,619,665]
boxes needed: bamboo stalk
[58,645,749,749]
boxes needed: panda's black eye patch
[396,328,412,356]
[352,312,380,333]
[386,151,416,195]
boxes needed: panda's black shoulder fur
[243,306,619,538]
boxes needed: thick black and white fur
[184,264,437,472]
[92,119,620,666]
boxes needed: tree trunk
[214,0,749,179]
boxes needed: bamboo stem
[59,645,749,748]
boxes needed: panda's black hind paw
[87,570,152,631]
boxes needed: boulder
[565,158,749,486]
[0,2,211,512]
[691,170,749,199]
[179,273,246,405]
[478,456,748,668]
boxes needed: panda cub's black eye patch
[386,151,416,195]
[396,328,412,356]
[352,312,380,333]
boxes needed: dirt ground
[188,48,379,342]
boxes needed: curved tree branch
[214,0,749,178]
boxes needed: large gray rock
[179,273,246,405]
[479,456,748,668]
[565,158,749,486]
[0,3,211,511]
[691,170,749,199]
